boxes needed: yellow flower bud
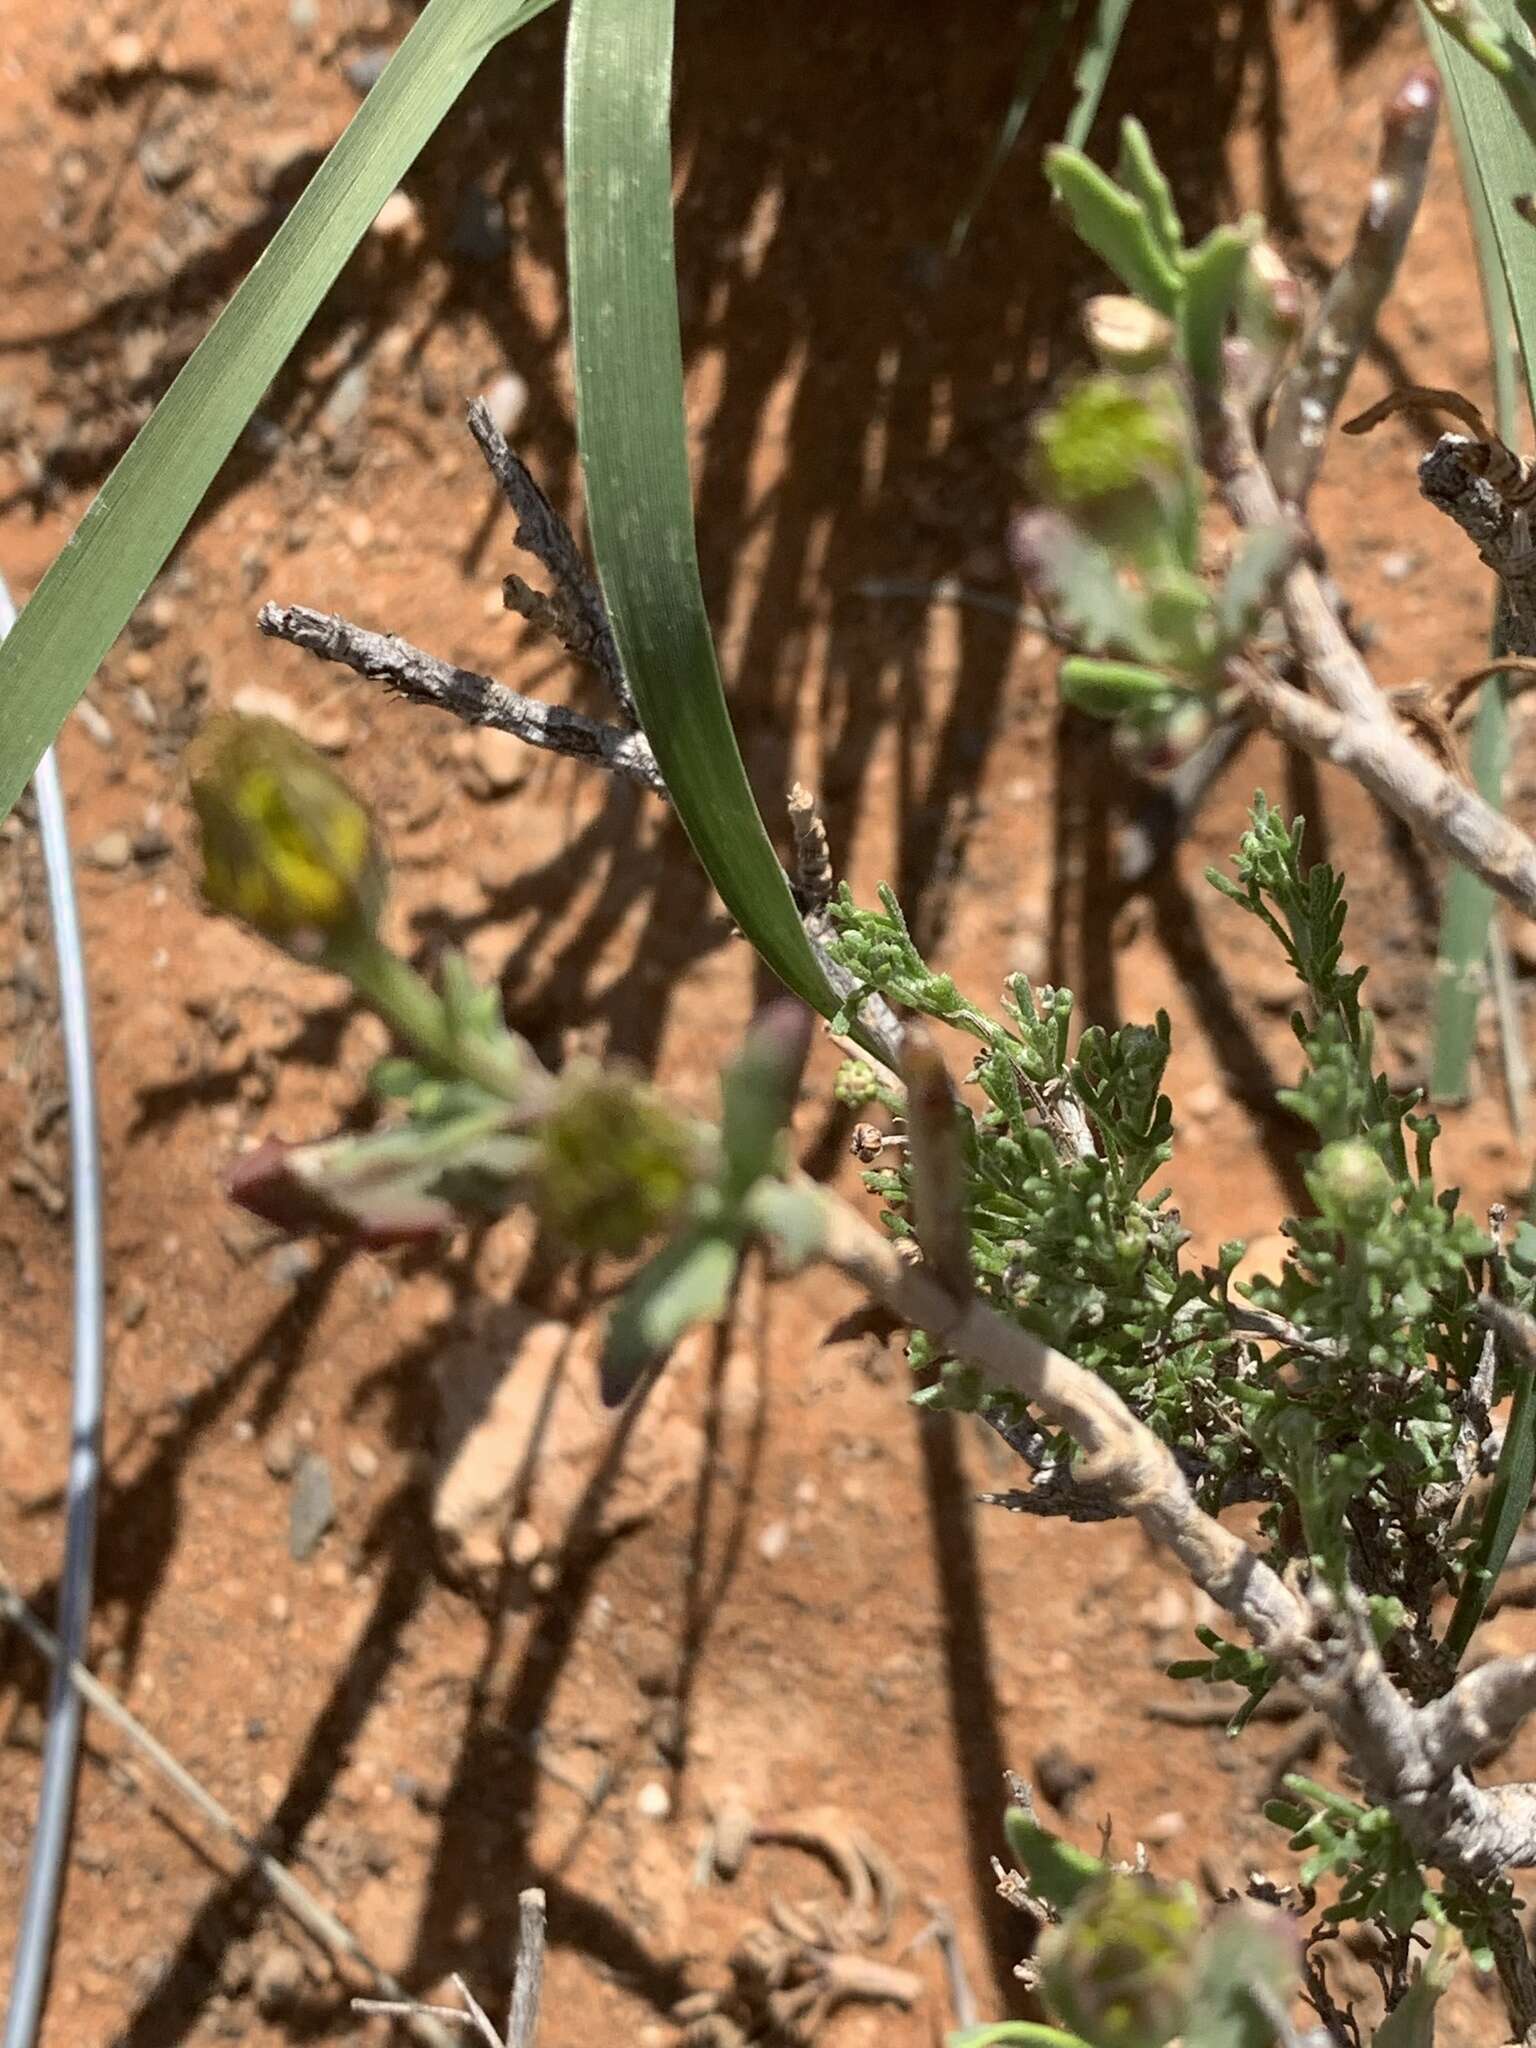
[187,713,386,958]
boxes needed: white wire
[0,570,106,2048]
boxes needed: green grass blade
[945,0,1134,261]
[564,0,834,1015]
[1422,0,1536,375]
[946,0,1080,259]
[1062,0,1136,150]
[1419,0,1535,1100]
[1431,665,1509,1099]
[0,0,559,826]
[1444,1340,1536,1660]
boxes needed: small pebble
[319,364,370,439]
[1142,1809,1187,1846]
[103,30,146,74]
[119,1279,148,1329]
[88,830,132,872]
[265,1242,320,1289]
[757,1518,790,1563]
[73,699,114,749]
[480,371,528,439]
[506,1518,542,1568]
[370,190,421,242]
[342,45,392,94]
[138,128,195,190]
[635,1779,672,1821]
[1141,1585,1188,1636]
[345,1441,380,1481]
[289,1452,334,1560]
[252,1943,304,2017]
[456,724,528,798]
[266,1593,290,1626]
[1184,1082,1222,1124]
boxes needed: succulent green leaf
[741,1179,827,1270]
[1012,512,1156,658]
[1424,0,1519,77]
[720,1001,812,1200]
[1004,1808,1105,1913]
[1114,117,1184,262]
[1182,1907,1298,2048]
[1372,1928,1463,2047]
[1177,219,1261,390]
[1059,658,1175,720]
[600,1227,740,1404]
[1046,147,1184,311]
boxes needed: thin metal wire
[0,568,106,2048]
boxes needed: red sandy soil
[1,3,1534,2044]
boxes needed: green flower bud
[188,713,385,959]
[534,1064,701,1257]
[1307,1137,1395,1233]
[833,1059,881,1109]
[1032,374,1187,509]
[1039,1873,1200,2048]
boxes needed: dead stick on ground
[507,1888,547,2048]
[0,1568,458,2048]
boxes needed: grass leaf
[564,0,835,1016]
[1418,0,1535,1102]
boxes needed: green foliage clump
[827,797,1536,1967]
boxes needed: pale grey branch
[1267,68,1440,509]
[257,602,666,794]
[465,398,633,722]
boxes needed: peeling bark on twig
[464,399,633,722]
[257,602,667,794]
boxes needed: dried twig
[1419,437,1536,653]
[787,782,833,912]
[465,399,632,722]
[507,1888,546,2048]
[0,1567,458,2048]
[256,603,666,794]
[1266,69,1440,509]
[1237,657,1536,919]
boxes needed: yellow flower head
[187,712,386,957]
